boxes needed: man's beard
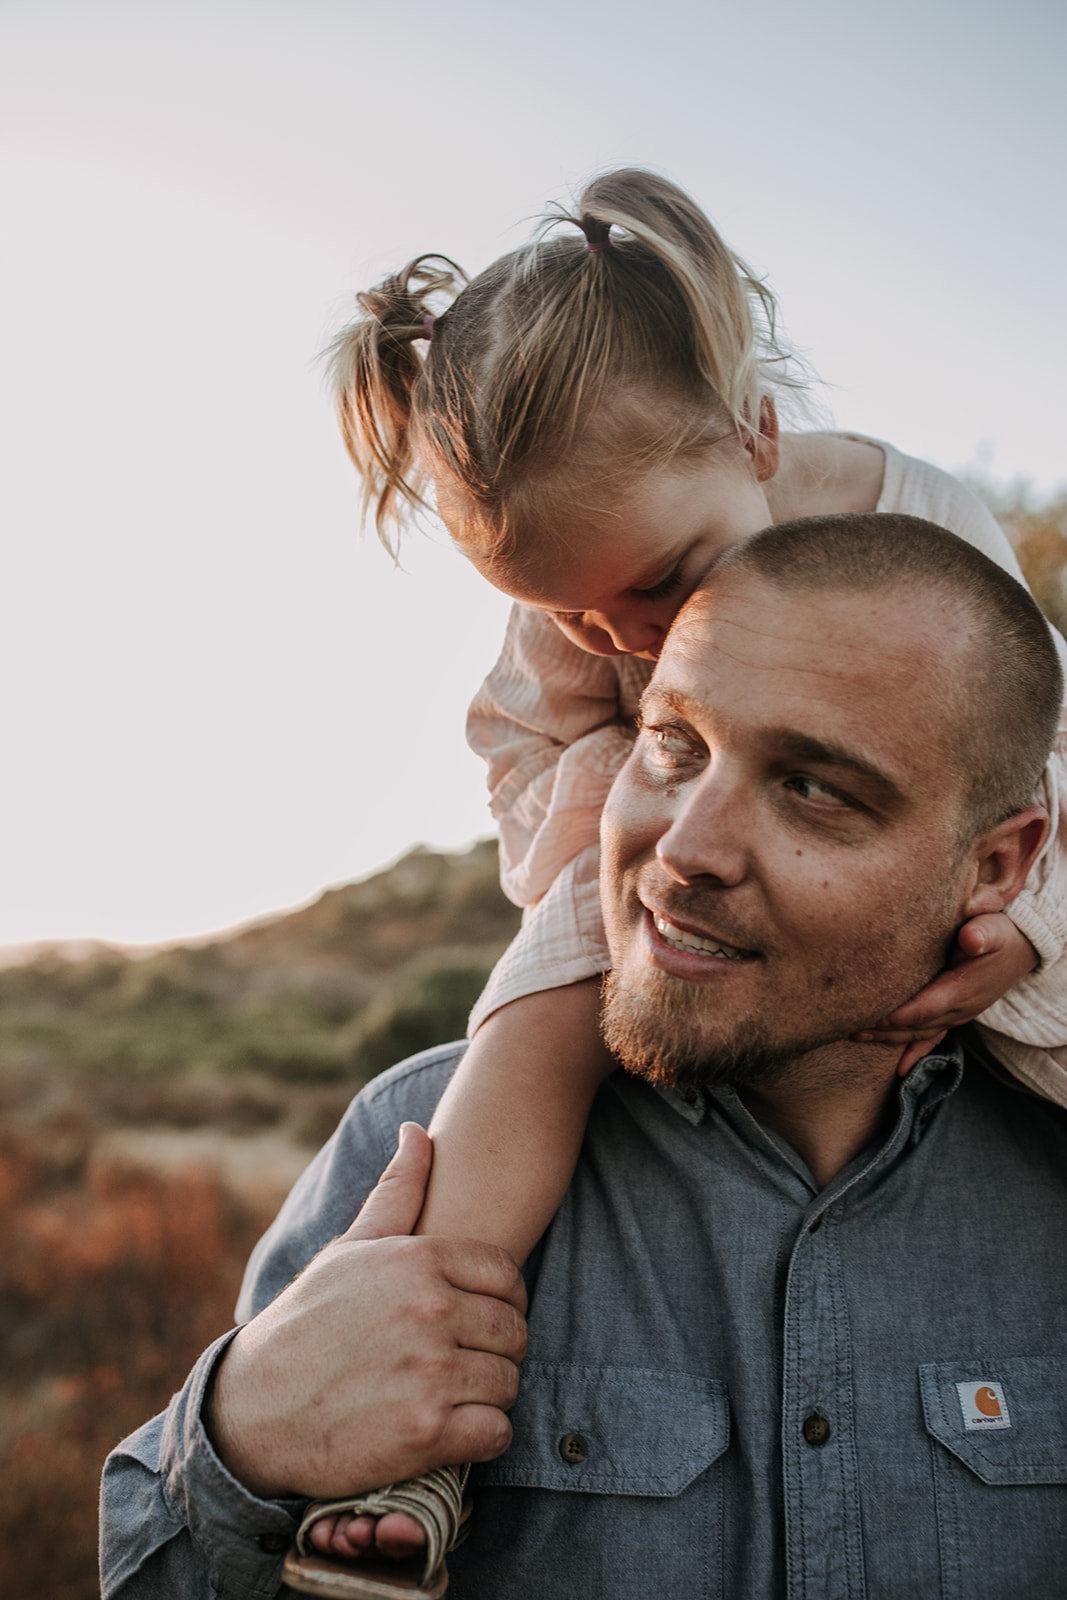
[602,968,835,1091]
[601,963,921,1094]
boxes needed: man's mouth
[652,914,756,961]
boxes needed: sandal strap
[296,1465,470,1588]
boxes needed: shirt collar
[652,1034,967,1136]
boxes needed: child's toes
[307,1511,377,1559]
[308,1514,340,1553]
[374,1511,427,1561]
[330,1514,377,1558]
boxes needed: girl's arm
[417,978,611,1263]
[466,603,642,1036]
[412,607,634,1261]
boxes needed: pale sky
[1,0,1064,947]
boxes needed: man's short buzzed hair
[710,512,1064,838]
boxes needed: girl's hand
[852,913,1038,1077]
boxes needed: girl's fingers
[896,1035,947,1077]
[853,1026,949,1045]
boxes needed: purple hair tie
[422,313,436,340]
[581,216,612,254]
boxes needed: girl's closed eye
[633,562,685,601]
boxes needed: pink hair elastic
[584,240,611,254]
[422,313,436,340]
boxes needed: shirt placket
[781,1207,867,1600]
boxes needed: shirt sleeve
[467,603,633,906]
[99,1332,305,1600]
[466,605,635,1029]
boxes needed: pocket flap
[920,1357,1067,1485]
[481,1360,729,1497]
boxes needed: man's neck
[735,1042,903,1190]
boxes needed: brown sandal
[281,1465,470,1599]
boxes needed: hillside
[0,837,520,1085]
[0,840,520,1599]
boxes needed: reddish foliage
[0,1088,320,1599]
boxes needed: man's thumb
[345,1122,433,1242]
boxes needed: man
[101,514,1067,1599]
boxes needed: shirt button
[802,1412,832,1447]
[559,1431,589,1464]
[256,1532,290,1554]
[683,1088,698,1106]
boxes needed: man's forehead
[665,570,964,700]
[648,573,962,789]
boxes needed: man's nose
[655,768,749,886]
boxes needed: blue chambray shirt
[101,1034,1067,1599]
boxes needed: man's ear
[744,395,779,483]
[958,805,1049,917]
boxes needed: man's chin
[601,970,836,1094]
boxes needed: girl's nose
[592,609,666,657]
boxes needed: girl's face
[443,437,777,660]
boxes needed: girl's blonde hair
[326,169,807,557]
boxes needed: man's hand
[853,912,1038,1074]
[205,1122,528,1501]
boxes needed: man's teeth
[654,915,749,960]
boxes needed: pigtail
[324,255,468,553]
[325,169,815,559]
[566,169,791,439]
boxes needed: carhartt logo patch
[956,1380,1011,1431]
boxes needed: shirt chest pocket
[919,1356,1067,1600]
[469,1360,731,1600]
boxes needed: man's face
[600,569,977,1090]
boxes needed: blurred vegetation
[0,840,520,1598]
[0,838,520,1088]
[972,480,1067,636]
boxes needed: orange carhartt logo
[956,1380,1011,1431]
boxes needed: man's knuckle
[419,1290,454,1325]
[415,1348,454,1386]
[468,1411,512,1461]
[402,1400,449,1452]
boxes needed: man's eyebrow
[767,730,905,804]
[638,687,906,805]
[637,685,697,723]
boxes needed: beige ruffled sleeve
[465,605,645,1032]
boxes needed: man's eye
[642,724,699,763]
[786,773,845,804]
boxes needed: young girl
[286,170,1067,1596]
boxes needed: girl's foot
[282,1465,470,1598]
[307,1508,427,1563]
